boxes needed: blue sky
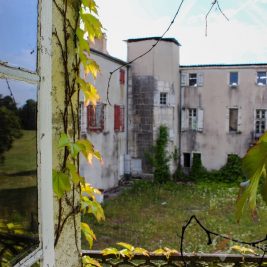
[0,0,37,70]
[97,0,267,65]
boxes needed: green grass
[0,130,36,174]
[83,180,267,254]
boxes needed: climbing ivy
[52,0,105,264]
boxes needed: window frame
[257,71,267,86]
[189,73,197,86]
[0,0,55,266]
[229,108,238,133]
[255,109,266,135]
[159,92,167,105]
[188,108,197,130]
[87,103,105,132]
[114,104,125,132]
[229,72,238,87]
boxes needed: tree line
[0,95,36,163]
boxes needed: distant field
[83,181,267,254]
[0,130,36,190]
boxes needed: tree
[19,99,37,130]
[0,95,22,163]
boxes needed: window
[160,92,167,105]
[181,72,204,87]
[114,105,125,132]
[0,0,54,266]
[229,72,238,86]
[87,103,105,131]
[257,71,267,85]
[189,108,197,130]
[255,109,266,135]
[120,69,125,85]
[181,108,204,132]
[183,153,191,168]
[189,73,197,86]
[229,108,238,132]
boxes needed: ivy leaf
[77,78,100,106]
[81,196,105,221]
[52,170,71,199]
[76,139,102,164]
[119,249,133,259]
[67,162,83,185]
[102,247,119,257]
[133,247,149,256]
[69,142,83,159]
[80,13,102,42]
[81,222,96,249]
[58,133,70,148]
[81,183,102,199]
[82,256,101,267]
[117,242,134,251]
[82,0,98,15]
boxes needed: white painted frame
[0,0,55,266]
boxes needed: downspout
[126,65,129,154]
[178,69,182,167]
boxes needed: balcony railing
[82,250,267,267]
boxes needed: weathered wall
[181,65,267,170]
[80,52,127,190]
[52,1,81,266]
[127,39,180,173]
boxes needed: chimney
[90,33,108,54]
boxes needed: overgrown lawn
[83,180,267,254]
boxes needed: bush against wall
[147,125,171,183]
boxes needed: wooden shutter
[114,105,120,131]
[181,73,189,86]
[197,108,204,132]
[120,69,125,85]
[87,104,95,130]
[181,108,188,130]
[237,108,242,132]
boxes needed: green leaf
[81,196,105,221]
[52,170,71,199]
[58,133,70,148]
[81,222,96,249]
[67,162,83,184]
[82,0,98,14]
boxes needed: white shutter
[181,73,189,86]
[181,109,188,130]
[197,108,204,132]
[237,108,242,132]
[154,90,160,106]
[119,155,124,176]
[226,108,229,132]
[169,93,175,106]
[197,73,204,86]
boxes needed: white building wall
[80,51,127,190]
[181,65,267,170]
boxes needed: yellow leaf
[117,242,134,251]
[133,247,149,256]
[231,245,256,255]
[82,256,102,267]
[102,247,119,257]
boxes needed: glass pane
[0,1,38,71]
[0,79,38,265]
[230,72,238,84]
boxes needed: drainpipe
[126,65,129,154]
[178,70,182,167]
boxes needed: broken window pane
[0,1,38,71]
[0,79,38,265]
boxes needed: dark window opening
[229,108,238,132]
[183,153,191,168]
[189,73,197,86]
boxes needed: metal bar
[82,250,267,264]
